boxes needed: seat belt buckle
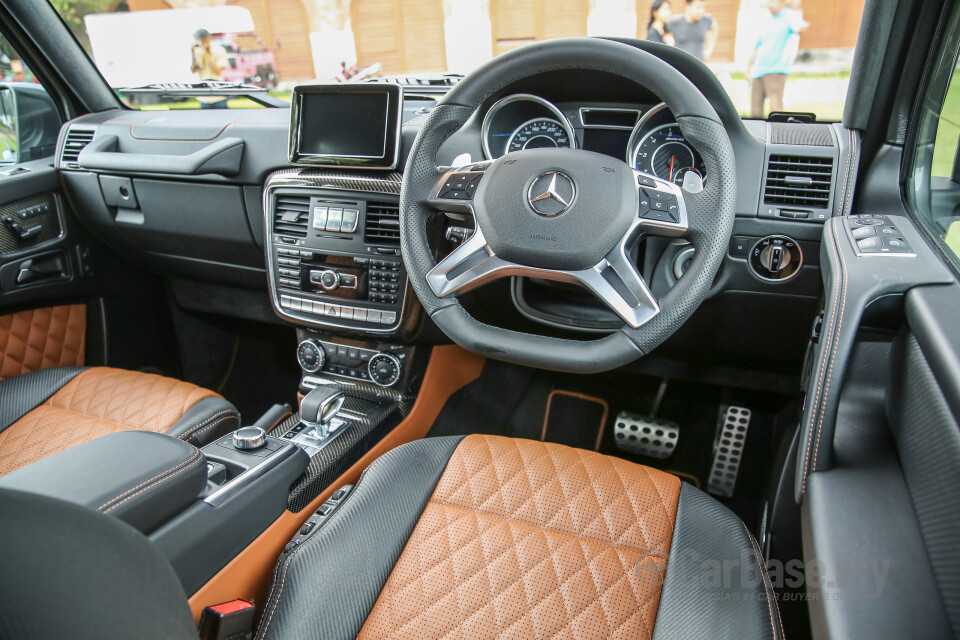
[199,599,256,640]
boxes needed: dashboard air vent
[273,195,310,238]
[364,201,400,245]
[60,127,95,168]
[763,155,833,209]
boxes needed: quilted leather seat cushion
[358,435,680,640]
[258,435,783,640]
[0,367,239,476]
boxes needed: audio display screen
[290,84,402,169]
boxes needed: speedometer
[506,118,572,153]
[632,124,705,185]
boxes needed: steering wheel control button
[641,208,674,223]
[637,175,657,188]
[232,426,267,450]
[748,235,802,282]
[368,353,402,387]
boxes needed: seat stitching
[172,408,235,439]
[101,450,205,513]
[741,521,779,640]
[176,410,238,443]
[812,220,849,476]
[802,218,843,493]
[98,446,202,510]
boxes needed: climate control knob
[297,339,326,373]
[368,353,402,387]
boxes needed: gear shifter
[300,385,346,440]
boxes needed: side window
[908,3,960,266]
[0,33,60,168]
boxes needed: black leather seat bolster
[165,395,241,446]
[0,488,197,640]
[0,431,207,533]
[0,366,86,432]
[256,435,466,640]
[653,483,784,640]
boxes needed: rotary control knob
[232,426,267,450]
[748,235,802,282]
[297,339,326,373]
[318,269,340,291]
[368,353,402,387]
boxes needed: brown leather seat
[257,434,784,640]
[0,366,239,476]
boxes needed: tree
[49,0,122,53]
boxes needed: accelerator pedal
[707,405,752,498]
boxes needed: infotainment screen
[289,84,402,169]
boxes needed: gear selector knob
[300,386,346,439]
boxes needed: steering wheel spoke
[633,170,689,238]
[426,220,660,329]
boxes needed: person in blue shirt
[747,0,808,118]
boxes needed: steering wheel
[400,38,736,373]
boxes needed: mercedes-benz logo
[527,171,576,217]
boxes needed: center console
[264,172,417,335]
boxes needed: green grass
[125,90,291,111]
[932,67,960,179]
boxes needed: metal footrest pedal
[707,405,752,498]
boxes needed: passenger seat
[0,366,239,476]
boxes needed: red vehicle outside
[215,33,277,89]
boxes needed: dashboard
[51,43,857,378]
[481,94,705,186]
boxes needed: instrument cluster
[480,94,706,186]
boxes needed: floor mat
[541,390,607,451]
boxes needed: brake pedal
[614,412,679,458]
[707,405,752,498]
[613,378,679,459]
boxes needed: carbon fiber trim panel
[265,168,402,195]
[285,395,407,512]
[0,193,63,255]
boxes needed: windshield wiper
[116,81,287,108]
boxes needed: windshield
[51,0,864,120]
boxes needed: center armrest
[0,431,207,533]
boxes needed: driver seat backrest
[0,487,196,640]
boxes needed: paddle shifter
[299,385,346,440]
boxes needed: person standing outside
[190,28,229,109]
[747,0,808,118]
[667,0,718,61]
[646,0,675,46]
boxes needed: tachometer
[507,118,571,153]
[632,124,705,185]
